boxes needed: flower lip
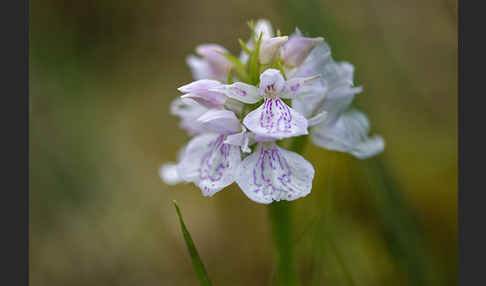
[236,142,315,203]
[243,97,309,141]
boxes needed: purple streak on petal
[231,86,247,97]
[251,144,293,197]
[198,135,232,182]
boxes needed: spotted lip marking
[259,98,293,134]
[198,135,231,183]
[251,145,296,201]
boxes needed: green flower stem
[268,135,309,286]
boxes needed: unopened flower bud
[281,36,324,67]
[254,19,274,41]
[196,44,233,80]
[259,36,288,64]
[178,79,227,108]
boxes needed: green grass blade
[173,201,213,286]
[362,158,430,286]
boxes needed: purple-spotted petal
[243,98,308,140]
[210,82,260,104]
[236,142,315,204]
[178,134,241,196]
[197,109,241,135]
[178,80,227,108]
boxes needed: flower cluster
[160,19,384,204]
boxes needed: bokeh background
[30,0,457,285]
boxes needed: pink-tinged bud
[178,80,227,108]
[196,44,234,80]
[281,36,324,67]
[259,36,288,64]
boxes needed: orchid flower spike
[160,19,385,204]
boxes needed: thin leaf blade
[173,200,213,286]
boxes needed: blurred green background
[30,0,457,285]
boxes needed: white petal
[236,143,315,204]
[178,79,221,93]
[290,80,327,118]
[287,42,332,79]
[197,109,241,134]
[178,134,241,196]
[317,61,360,120]
[311,109,384,158]
[178,79,227,108]
[307,110,328,126]
[159,163,183,185]
[281,75,321,99]
[321,85,362,122]
[210,82,260,104]
[281,36,324,67]
[259,36,288,64]
[170,98,208,135]
[259,69,286,97]
[186,55,213,80]
[224,126,251,153]
[224,98,245,116]
[196,44,233,81]
[323,61,355,88]
[243,98,308,140]
[254,19,274,41]
[351,135,385,159]
[287,42,356,119]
